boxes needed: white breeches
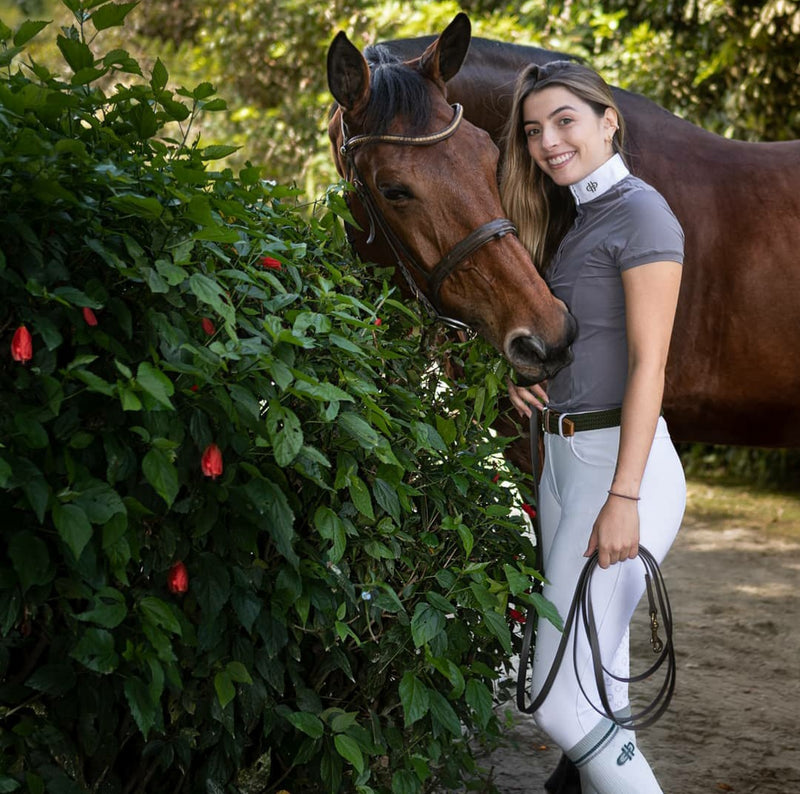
[531,416,685,750]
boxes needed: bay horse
[328,13,800,449]
[326,13,576,386]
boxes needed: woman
[501,61,685,794]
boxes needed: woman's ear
[603,107,619,142]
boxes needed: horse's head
[326,13,575,382]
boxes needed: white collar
[568,153,629,205]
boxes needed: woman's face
[522,85,617,187]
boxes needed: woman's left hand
[584,495,640,568]
[507,379,549,419]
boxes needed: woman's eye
[526,128,541,137]
[558,117,573,126]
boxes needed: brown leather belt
[541,407,622,437]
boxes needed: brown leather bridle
[339,103,518,333]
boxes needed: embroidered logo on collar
[585,180,598,193]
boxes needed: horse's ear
[327,30,371,112]
[418,12,471,85]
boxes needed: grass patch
[686,477,800,540]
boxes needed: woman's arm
[585,259,682,568]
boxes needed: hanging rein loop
[339,103,518,333]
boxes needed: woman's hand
[585,495,640,569]
[507,379,549,419]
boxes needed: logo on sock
[616,742,636,766]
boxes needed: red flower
[167,561,189,594]
[201,318,215,336]
[492,472,501,483]
[82,307,98,326]
[201,443,223,479]
[190,384,199,392]
[521,503,537,519]
[509,608,526,625]
[11,326,32,363]
[259,256,282,270]
[374,317,382,326]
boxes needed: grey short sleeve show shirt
[546,174,684,413]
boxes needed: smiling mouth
[547,151,575,168]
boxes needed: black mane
[361,44,432,134]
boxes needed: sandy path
[475,506,800,793]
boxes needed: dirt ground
[475,480,800,794]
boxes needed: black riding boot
[544,753,581,793]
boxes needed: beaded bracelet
[607,490,641,502]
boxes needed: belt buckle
[542,409,575,437]
[558,414,575,438]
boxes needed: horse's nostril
[510,334,548,361]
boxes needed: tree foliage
[0,3,549,792]
[122,0,800,196]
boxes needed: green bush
[0,4,552,792]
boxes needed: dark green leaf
[266,403,303,467]
[91,2,139,31]
[347,475,374,520]
[214,671,235,708]
[410,603,445,648]
[70,628,118,673]
[139,596,182,634]
[333,734,364,774]
[123,676,158,737]
[142,448,179,508]
[465,679,493,729]
[136,362,175,409]
[8,531,51,592]
[13,20,50,47]
[75,587,127,628]
[25,663,77,696]
[244,479,298,568]
[428,689,461,737]
[57,35,94,73]
[481,610,513,655]
[337,412,378,450]
[52,503,92,561]
[150,58,168,91]
[398,672,429,727]
[286,711,324,739]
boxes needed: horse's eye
[379,183,413,202]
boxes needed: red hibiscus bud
[374,317,382,326]
[82,307,98,326]
[201,443,223,479]
[521,503,537,519]
[11,326,33,363]
[259,256,282,270]
[167,561,189,594]
[201,318,215,336]
[190,384,199,392]
[492,472,501,483]
[508,608,526,625]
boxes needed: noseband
[339,103,518,333]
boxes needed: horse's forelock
[362,44,432,134]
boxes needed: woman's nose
[541,125,559,149]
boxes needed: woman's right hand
[507,379,549,419]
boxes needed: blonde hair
[500,60,626,272]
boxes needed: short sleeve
[609,185,685,271]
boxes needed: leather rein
[339,103,517,333]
